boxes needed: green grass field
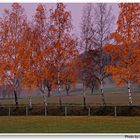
[1,92,140,106]
[0,83,140,106]
[0,116,140,133]
[0,85,139,134]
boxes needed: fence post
[45,106,47,116]
[65,106,67,116]
[88,107,90,116]
[114,106,117,117]
[8,106,10,116]
[26,106,28,116]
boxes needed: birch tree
[80,4,97,107]
[49,3,78,107]
[0,3,28,108]
[32,4,50,107]
[93,3,114,106]
[104,3,140,106]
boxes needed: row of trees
[80,3,114,106]
[0,3,139,108]
[81,3,140,106]
[0,3,79,108]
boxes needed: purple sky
[0,3,119,36]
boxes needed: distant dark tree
[80,4,114,106]
[84,53,100,94]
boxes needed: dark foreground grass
[0,116,140,133]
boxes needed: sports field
[0,116,140,133]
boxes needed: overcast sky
[0,3,119,36]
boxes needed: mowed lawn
[0,116,140,133]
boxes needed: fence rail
[0,105,140,116]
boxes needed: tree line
[0,3,139,108]
[80,3,140,107]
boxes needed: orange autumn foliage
[49,3,79,89]
[21,27,37,90]
[0,3,28,107]
[104,3,140,86]
[61,59,78,88]
[0,3,78,105]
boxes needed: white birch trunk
[41,80,47,107]
[43,94,47,107]
[128,81,133,106]
[43,93,47,116]
[29,96,32,109]
[100,80,106,106]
